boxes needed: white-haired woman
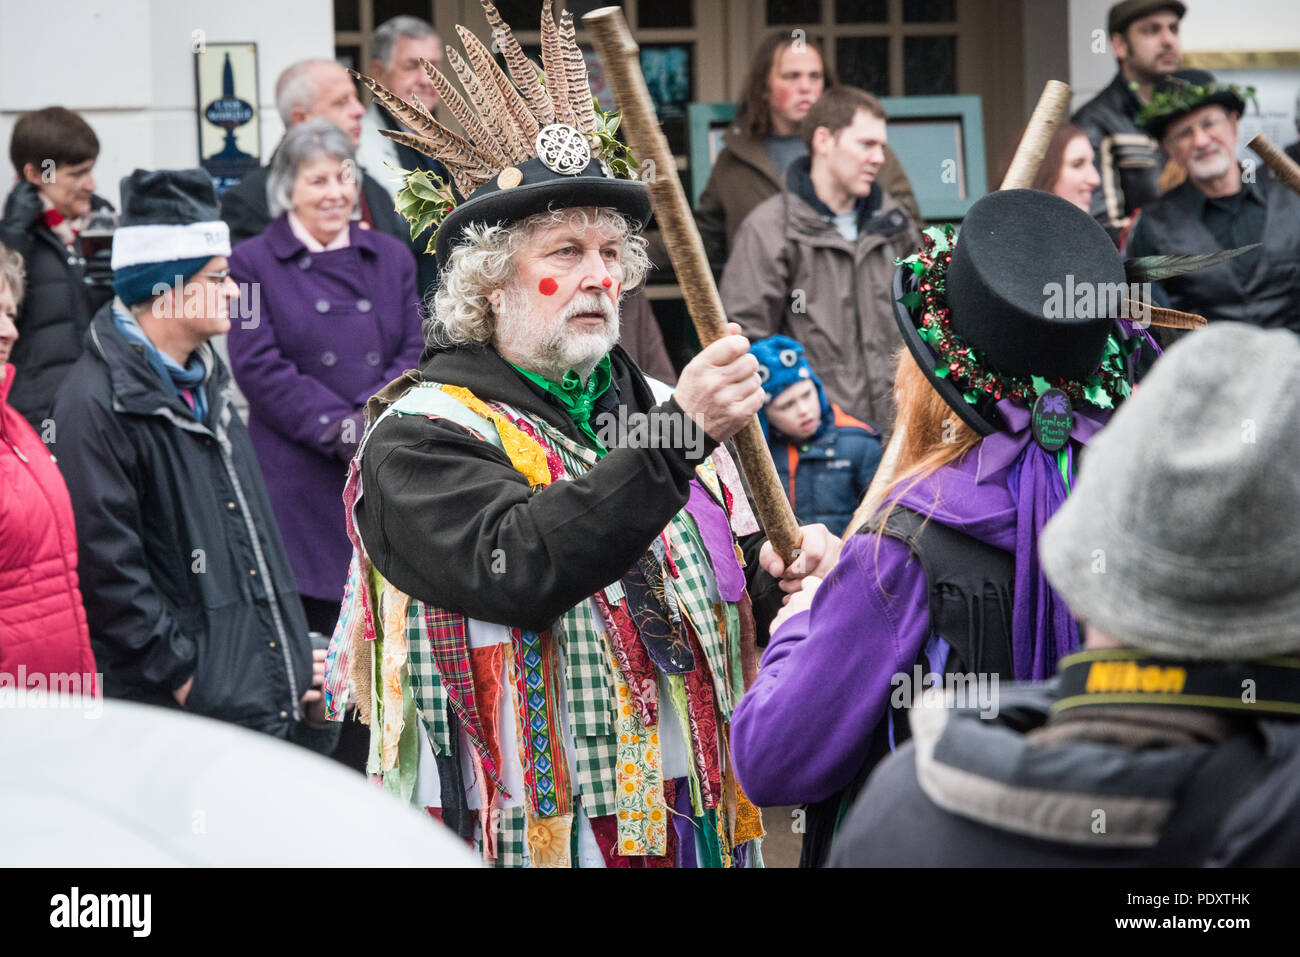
[227,117,424,641]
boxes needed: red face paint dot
[538,278,558,296]
[602,277,612,288]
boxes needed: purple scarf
[895,400,1110,681]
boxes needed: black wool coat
[51,306,334,752]
[0,182,115,429]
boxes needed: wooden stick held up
[1000,80,1072,190]
[584,6,802,564]
[1247,132,1300,198]
[848,79,1074,536]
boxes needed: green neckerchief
[506,355,613,452]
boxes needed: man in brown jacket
[720,87,921,430]
[695,32,919,275]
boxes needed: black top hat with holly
[1136,69,1254,142]
[892,188,1248,439]
[351,0,650,265]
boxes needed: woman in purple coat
[228,118,424,634]
[731,189,1196,866]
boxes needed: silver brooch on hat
[536,123,591,175]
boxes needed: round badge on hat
[536,124,591,175]
[1032,388,1073,451]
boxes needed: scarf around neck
[893,399,1110,681]
[111,300,211,424]
[507,354,613,450]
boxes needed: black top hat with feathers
[351,0,650,265]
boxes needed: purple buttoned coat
[227,217,424,602]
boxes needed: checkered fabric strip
[490,804,529,868]
[668,512,734,714]
[406,599,451,754]
[558,601,615,738]
[423,604,508,795]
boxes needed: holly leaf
[897,291,923,309]
[934,364,950,379]
[1083,379,1113,409]
[1030,375,1052,398]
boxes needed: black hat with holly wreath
[892,188,1250,440]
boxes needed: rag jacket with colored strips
[324,343,782,866]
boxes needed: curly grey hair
[266,117,357,218]
[428,206,651,348]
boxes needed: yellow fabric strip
[438,384,552,488]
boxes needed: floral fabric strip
[608,641,668,857]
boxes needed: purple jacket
[730,401,1110,807]
[227,217,424,601]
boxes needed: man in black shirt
[1124,70,1300,333]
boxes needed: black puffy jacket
[1072,71,1167,242]
[50,305,334,751]
[0,182,115,429]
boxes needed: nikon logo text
[1084,661,1187,694]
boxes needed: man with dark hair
[0,107,114,428]
[721,85,921,428]
[1124,70,1300,333]
[693,32,918,273]
[1071,0,1186,241]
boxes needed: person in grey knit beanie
[1040,321,1300,657]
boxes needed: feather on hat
[351,0,649,264]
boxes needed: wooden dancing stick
[584,6,802,564]
[1000,80,1073,190]
[1247,132,1300,198]
[848,79,1074,536]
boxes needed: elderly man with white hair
[323,0,836,868]
[218,58,408,248]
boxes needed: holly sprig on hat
[1135,80,1257,131]
[589,101,640,180]
[393,167,458,255]
[897,225,1137,411]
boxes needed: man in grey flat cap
[829,322,1300,867]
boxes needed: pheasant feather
[349,70,438,138]
[480,0,555,126]
[419,56,506,167]
[456,24,540,145]
[559,9,597,133]
[446,44,531,162]
[540,1,575,127]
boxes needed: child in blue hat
[751,335,883,536]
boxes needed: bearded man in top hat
[323,0,835,868]
[1124,70,1300,334]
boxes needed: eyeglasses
[1167,113,1230,148]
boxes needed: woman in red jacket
[0,242,96,693]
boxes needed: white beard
[1187,146,1234,182]
[494,284,621,382]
